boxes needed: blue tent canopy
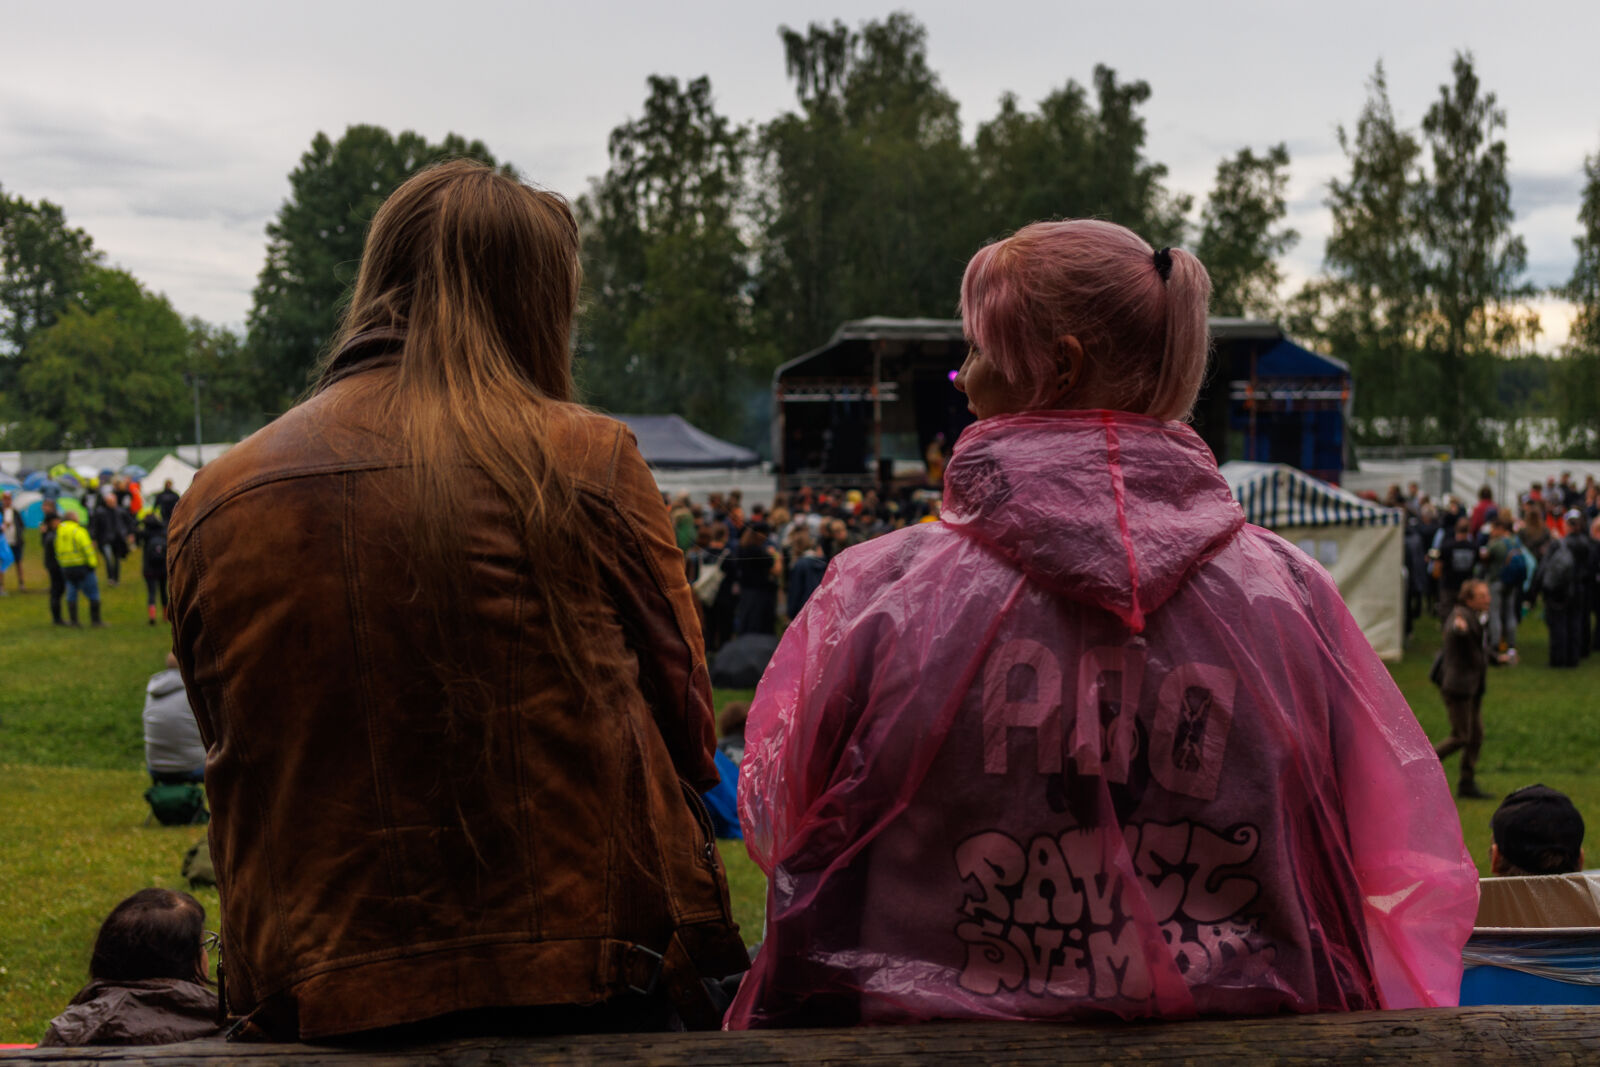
[612,414,759,469]
[1254,338,1351,379]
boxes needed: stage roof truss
[778,381,901,403]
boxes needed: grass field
[2,527,1597,1041]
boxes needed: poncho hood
[941,410,1245,633]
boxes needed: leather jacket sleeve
[599,430,721,792]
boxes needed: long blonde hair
[316,159,592,711]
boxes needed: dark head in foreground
[1492,785,1586,876]
[39,889,219,1048]
[91,889,208,985]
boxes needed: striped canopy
[1220,462,1401,528]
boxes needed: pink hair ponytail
[1146,246,1211,422]
[960,221,1212,422]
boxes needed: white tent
[140,453,200,498]
[1221,461,1405,661]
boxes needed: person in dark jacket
[702,527,736,654]
[731,522,780,636]
[1433,580,1496,798]
[1530,533,1580,667]
[1563,511,1593,659]
[785,530,827,621]
[1591,517,1600,654]
[153,480,182,521]
[139,515,169,626]
[39,888,218,1047]
[88,491,134,586]
[40,501,65,626]
[1438,519,1477,619]
[1404,519,1428,639]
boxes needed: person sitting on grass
[39,889,219,1047]
[145,651,205,785]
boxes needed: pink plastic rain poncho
[729,410,1478,1029]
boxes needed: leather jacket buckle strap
[613,936,726,1030]
[623,943,665,997]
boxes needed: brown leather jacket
[168,363,746,1038]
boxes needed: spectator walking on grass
[1433,580,1501,799]
[139,515,169,626]
[89,490,132,587]
[47,510,103,628]
[40,501,66,626]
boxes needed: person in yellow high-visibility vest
[45,511,103,627]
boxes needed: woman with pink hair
[728,220,1477,1028]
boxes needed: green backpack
[145,782,210,826]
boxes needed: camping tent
[140,454,200,498]
[611,415,759,469]
[1221,461,1405,661]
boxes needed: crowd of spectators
[668,482,945,652]
[1394,474,1600,667]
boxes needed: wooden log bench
[8,1007,1600,1065]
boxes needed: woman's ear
[1049,335,1085,406]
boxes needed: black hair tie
[1153,247,1173,282]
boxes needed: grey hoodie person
[144,667,205,779]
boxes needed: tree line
[1,13,1597,457]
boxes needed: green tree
[1417,52,1536,452]
[186,318,264,444]
[1555,146,1600,450]
[7,267,190,448]
[576,75,762,441]
[755,13,981,357]
[0,186,101,380]
[974,67,1189,248]
[245,125,508,411]
[1196,143,1298,317]
[1289,63,1430,443]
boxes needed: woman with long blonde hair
[168,160,746,1040]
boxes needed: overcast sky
[5,1,1597,349]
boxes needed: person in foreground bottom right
[729,219,1480,1029]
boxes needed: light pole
[184,373,205,466]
